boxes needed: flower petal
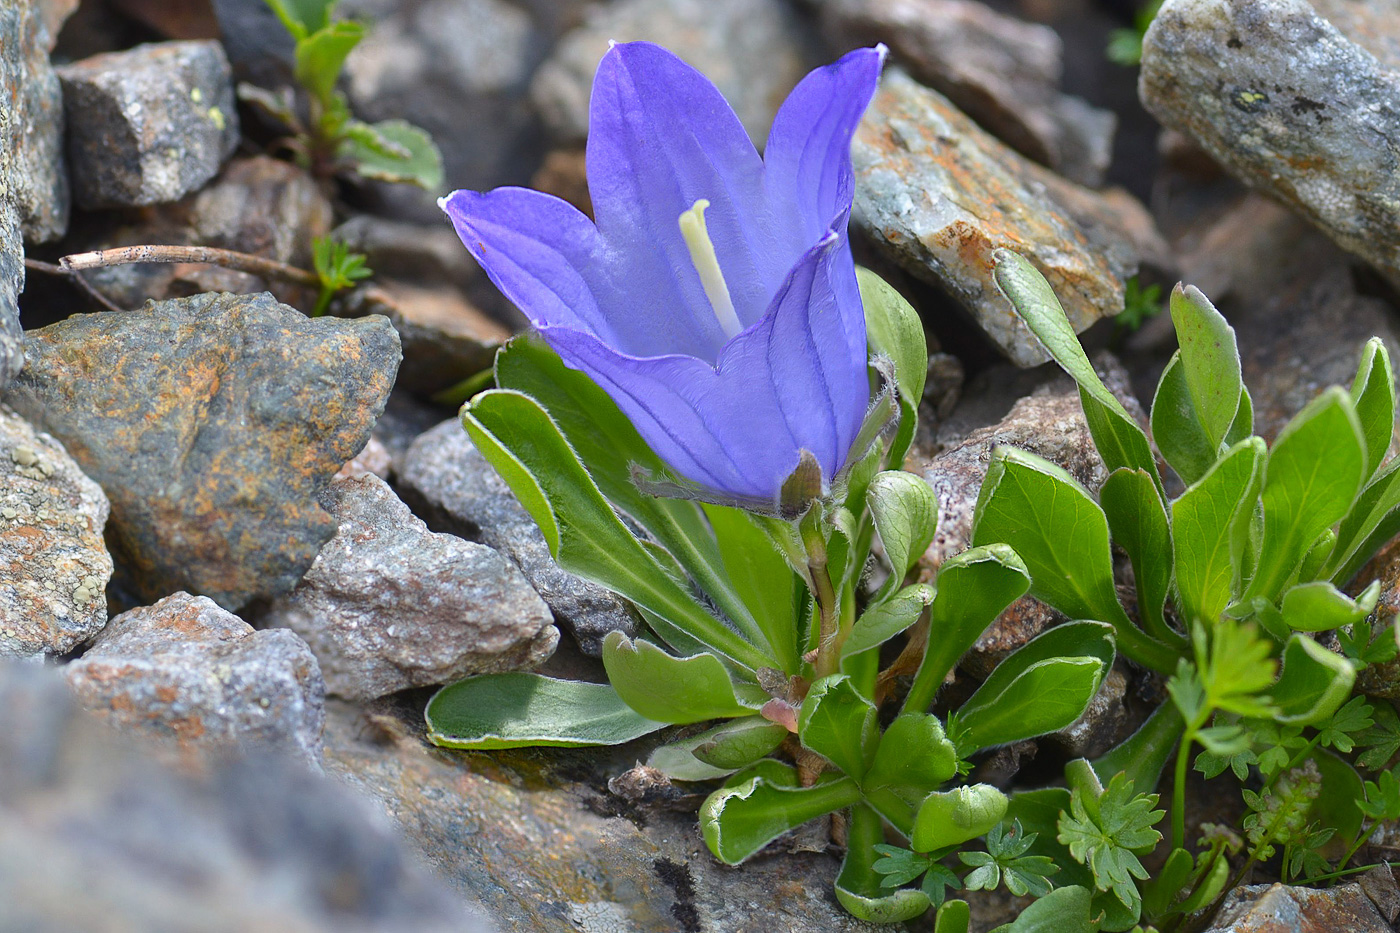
[763,45,886,251]
[440,187,618,340]
[538,231,870,500]
[586,42,783,344]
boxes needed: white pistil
[678,199,742,339]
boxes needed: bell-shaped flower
[442,41,885,502]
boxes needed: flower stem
[800,517,841,680]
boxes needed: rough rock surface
[262,474,557,701]
[57,40,239,209]
[192,156,334,269]
[340,282,511,396]
[532,0,814,146]
[854,69,1160,367]
[1204,881,1393,932]
[1140,0,1400,285]
[821,0,1115,186]
[0,405,112,659]
[2,292,401,610]
[3,0,68,243]
[399,418,639,655]
[64,592,325,762]
[0,660,485,932]
[325,696,887,933]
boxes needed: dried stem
[23,257,127,314]
[60,245,320,289]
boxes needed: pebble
[398,418,639,656]
[63,592,326,763]
[2,291,401,610]
[57,40,240,209]
[261,474,557,701]
[0,404,113,659]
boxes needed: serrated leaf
[913,785,1009,852]
[1169,283,1242,449]
[867,471,938,596]
[1250,387,1367,601]
[1151,351,1219,485]
[1099,467,1177,645]
[701,764,861,864]
[341,118,444,189]
[461,389,771,670]
[601,633,755,724]
[1172,437,1267,626]
[1351,337,1395,481]
[992,249,1160,487]
[798,674,879,780]
[426,673,665,748]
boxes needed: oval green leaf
[912,784,1008,852]
[602,633,755,724]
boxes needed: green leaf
[1151,352,1219,485]
[692,717,789,769]
[1356,702,1400,771]
[425,673,665,749]
[867,471,938,596]
[1169,284,1243,450]
[701,763,861,864]
[905,544,1030,713]
[842,583,934,664]
[836,804,933,922]
[798,675,879,780]
[972,448,1128,632]
[1092,699,1184,794]
[1351,337,1395,481]
[858,267,926,467]
[864,712,959,797]
[1171,437,1267,626]
[913,784,1009,852]
[1328,458,1400,587]
[293,20,363,107]
[491,338,784,665]
[1273,634,1357,725]
[957,621,1116,751]
[461,389,771,670]
[1056,773,1163,913]
[601,633,755,724]
[1099,467,1177,645]
[263,0,334,37]
[995,885,1094,933]
[1250,387,1367,600]
[1280,581,1372,633]
[1309,748,1365,844]
[992,249,1160,487]
[935,900,972,933]
[340,118,444,190]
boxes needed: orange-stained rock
[3,291,400,609]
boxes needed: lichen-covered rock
[0,660,485,932]
[2,0,68,244]
[853,69,1160,367]
[2,291,401,610]
[58,40,239,209]
[1204,881,1392,932]
[1140,0,1400,285]
[399,419,638,655]
[0,405,112,659]
[821,0,1115,186]
[262,474,557,700]
[63,592,325,762]
[531,0,814,146]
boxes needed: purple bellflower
[442,42,886,503]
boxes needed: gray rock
[821,0,1116,186]
[0,660,486,933]
[3,291,401,610]
[262,474,557,701]
[399,418,639,656]
[0,404,112,659]
[1140,0,1400,286]
[63,592,325,762]
[324,697,886,933]
[331,214,486,293]
[853,69,1162,367]
[1046,664,1132,759]
[1204,881,1392,932]
[342,0,546,216]
[532,0,815,146]
[192,155,334,270]
[2,0,68,243]
[58,40,239,209]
